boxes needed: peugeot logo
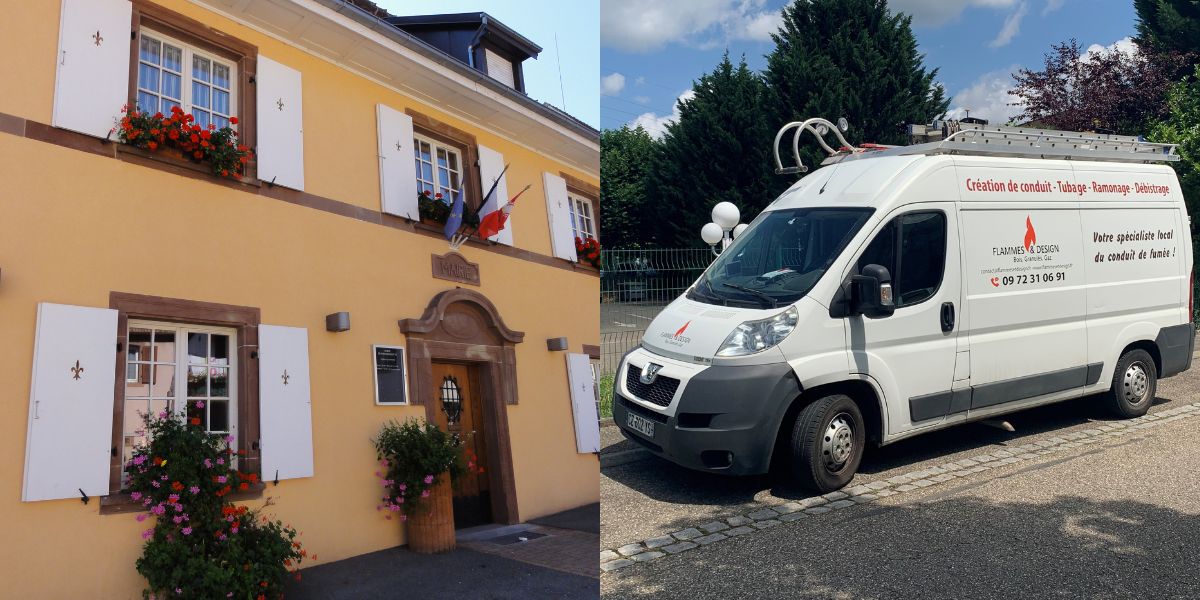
[640,363,664,385]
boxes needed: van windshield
[689,207,874,308]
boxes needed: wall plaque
[373,345,408,405]
[431,252,481,286]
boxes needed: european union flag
[443,189,464,241]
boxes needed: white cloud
[601,72,627,96]
[629,90,696,138]
[1042,0,1065,15]
[944,66,1024,125]
[989,1,1028,48]
[601,0,782,53]
[1084,36,1136,58]
[633,95,651,104]
[888,0,1018,27]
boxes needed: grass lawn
[598,373,614,419]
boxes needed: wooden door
[430,362,491,528]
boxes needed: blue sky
[377,0,600,129]
[600,0,1139,135]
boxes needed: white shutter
[485,49,515,89]
[543,172,578,261]
[259,325,314,481]
[52,0,132,138]
[377,104,419,219]
[22,303,118,502]
[256,56,304,191]
[478,144,513,246]
[565,353,600,453]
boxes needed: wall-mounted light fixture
[325,312,351,332]
[546,337,569,352]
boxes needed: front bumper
[612,348,801,475]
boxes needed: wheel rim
[822,412,855,471]
[1122,362,1151,405]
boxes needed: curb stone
[601,401,1200,573]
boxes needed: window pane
[193,56,211,82]
[438,166,450,189]
[139,36,161,65]
[211,335,229,365]
[162,72,181,102]
[187,366,208,396]
[152,330,176,363]
[209,400,229,432]
[437,148,448,169]
[192,82,210,109]
[210,368,229,397]
[213,115,230,129]
[129,328,152,347]
[213,63,230,89]
[188,333,208,364]
[894,212,946,307]
[162,99,181,113]
[123,399,148,441]
[138,63,160,94]
[151,364,175,397]
[136,92,158,114]
[447,152,459,171]
[858,222,897,278]
[186,400,206,429]
[421,161,433,183]
[212,89,229,116]
[193,110,210,129]
[417,141,432,162]
[163,44,182,72]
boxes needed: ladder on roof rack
[906,123,1180,163]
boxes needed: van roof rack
[775,118,1180,174]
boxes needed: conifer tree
[600,125,659,248]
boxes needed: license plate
[626,412,655,438]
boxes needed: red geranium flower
[230,116,239,125]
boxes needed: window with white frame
[568,194,596,240]
[122,322,237,485]
[136,29,236,130]
[413,134,463,199]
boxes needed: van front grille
[625,365,680,408]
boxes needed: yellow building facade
[0,1,600,597]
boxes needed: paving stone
[1019,453,1039,459]
[926,466,947,475]
[617,544,644,557]
[876,489,898,498]
[940,462,963,471]
[602,559,635,572]
[601,550,620,563]
[797,497,829,509]
[887,474,914,485]
[992,449,1014,457]
[958,458,979,467]
[694,533,727,545]
[779,511,807,522]
[931,473,955,483]
[1082,429,1103,436]
[631,551,665,562]
[644,535,675,549]
[821,491,849,501]
[752,519,782,529]
[975,454,997,462]
[913,479,936,488]
[804,507,832,515]
[865,481,891,491]
[726,515,753,527]
[827,499,856,509]
[672,528,704,541]
[662,541,698,555]
[725,526,754,537]
[843,485,871,496]
[895,484,918,492]
[698,521,729,534]
[852,494,879,503]
[748,509,780,521]
[774,502,803,515]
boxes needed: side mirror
[849,264,895,318]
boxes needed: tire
[1105,349,1157,418]
[789,394,865,493]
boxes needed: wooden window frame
[135,28,238,129]
[413,133,464,200]
[102,292,262,513]
[568,193,597,240]
[127,0,258,180]
[406,109,482,217]
[562,172,600,242]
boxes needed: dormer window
[485,49,515,88]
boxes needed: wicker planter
[405,475,455,553]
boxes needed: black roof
[385,12,543,60]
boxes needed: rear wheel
[1105,349,1157,418]
[789,394,865,493]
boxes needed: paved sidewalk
[603,402,1200,599]
[287,504,599,599]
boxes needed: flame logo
[1023,216,1036,251]
[674,321,692,338]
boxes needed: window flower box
[112,105,252,179]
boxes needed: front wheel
[789,394,865,493]
[1105,349,1157,418]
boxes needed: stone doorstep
[602,405,1200,573]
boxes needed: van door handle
[940,302,955,332]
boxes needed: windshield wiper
[721,283,778,308]
[691,278,728,306]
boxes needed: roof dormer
[385,12,542,93]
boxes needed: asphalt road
[601,301,668,334]
[601,363,1200,599]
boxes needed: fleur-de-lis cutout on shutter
[282,369,290,386]
[276,98,285,111]
[92,31,103,46]
[70,360,84,380]
[395,140,403,152]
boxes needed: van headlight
[716,306,799,357]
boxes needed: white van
[613,118,1194,492]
